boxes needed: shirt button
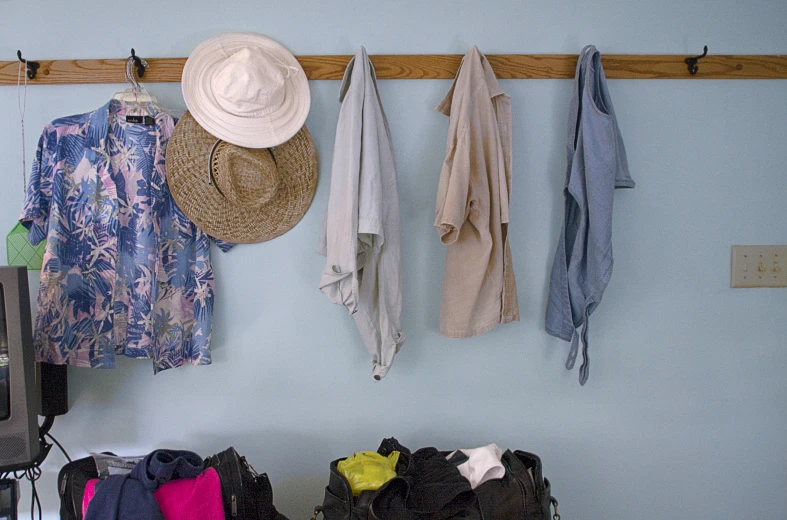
[332,265,341,274]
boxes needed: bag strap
[311,506,323,520]
[551,496,561,520]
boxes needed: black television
[0,267,40,471]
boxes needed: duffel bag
[205,446,289,520]
[313,440,560,520]
[473,450,560,520]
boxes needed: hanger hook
[16,50,40,80]
[685,45,708,75]
[130,48,148,79]
[124,57,140,90]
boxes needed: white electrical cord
[17,61,28,193]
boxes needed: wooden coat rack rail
[1,53,787,84]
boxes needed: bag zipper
[503,457,528,519]
[232,451,243,517]
[70,472,78,520]
[59,473,77,520]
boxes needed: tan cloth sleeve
[434,128,474,245]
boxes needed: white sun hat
[182,32,311,148]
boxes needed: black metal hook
[16,50,40,80]
[130,48,146,78]
[685,45,708,75]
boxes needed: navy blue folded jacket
[84,449,204,520]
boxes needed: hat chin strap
[206,139,277,200]
[207,139,223,191]
[265,51,301,78]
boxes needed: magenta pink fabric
[83,467,224,520]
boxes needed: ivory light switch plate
[730,246,787,288]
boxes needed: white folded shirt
[446,443,505,489]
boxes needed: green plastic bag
[337,451,400,496]
[6,222,45,270]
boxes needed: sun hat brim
[167,112,318,244]
[182,32,311,149]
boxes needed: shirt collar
[436,46,506,117]
[85,99,173,156]
[85,100,112,152]
[481,53,505,99]
[338,46,379,103]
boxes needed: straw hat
[182,32,310,148]
[167,111,317,244]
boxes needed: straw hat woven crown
[167,112,318,244]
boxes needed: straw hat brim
[167,112,318,244]
[182,32,311,149]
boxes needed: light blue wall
[2,1,786,518]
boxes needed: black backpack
[57,454,115,520]
[58,449,290,520]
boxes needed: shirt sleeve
[211,238,235,253]
[434,127,473,245]
[19,127,57,246]
[356,110,385,269]
[318,79,363,315]
[318,167,361,314]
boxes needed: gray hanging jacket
[318,47,406,380]
[545,45,635,385]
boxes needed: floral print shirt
[20,100,230,372]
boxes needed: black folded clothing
[371,447,481,520]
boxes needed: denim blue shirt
[545,46,635,385]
